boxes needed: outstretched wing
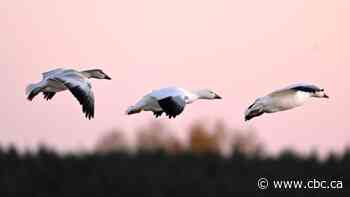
[42,68,65,79]
[289,84,322,93]
[150,87,186,100]
[272,83,322,94]
[268,83,322,98]
[52,74,95,119]
[157,96,186,118]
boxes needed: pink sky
[0,0,349,154]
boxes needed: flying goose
[126,87,222,118]
[26,68,111,119]
[244,83,329,121]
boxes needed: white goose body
[26,68,111,119]
[127,87,221,118]
[262,91,311,113]
[245,83,329,121]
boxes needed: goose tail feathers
[126,106,142,115]
[26,83,43,101]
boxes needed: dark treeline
[0,146,350,197]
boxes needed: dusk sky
[1,0,349,154]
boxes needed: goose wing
[288,83,322,93]
[157,96,186,118]
[52,73,95,119]
[149,87,183,99]
[43,92,56,100]
[149,88,186,118]
[269,83,322,98]
[268,88,296,98]
[42,68,65,79]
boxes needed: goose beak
[214,94,222,99]
[104,75,112,80]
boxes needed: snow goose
[26,68,111,119]
[126,87,222,118]
[244,83,329,121]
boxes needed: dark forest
[1,146,349,197]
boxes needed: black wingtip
[43,92,56,101]
[68,86,95,120]
[166,114,177,119]
[27,87,42,101]
[157,96,185,119]
[84,108,94,120]
[153,111,163,118]
[27,94,35,101]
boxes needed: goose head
[82,69,112,80]
[312,89,329,99]
[195,89,222,100]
